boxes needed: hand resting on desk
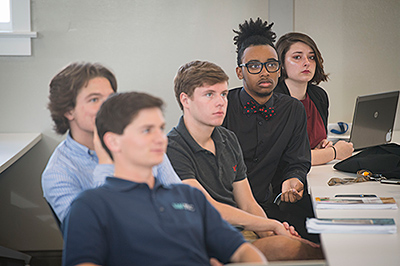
[333,140,354,160]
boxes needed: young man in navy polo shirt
[62,91,266,266]
[167,60,323,261]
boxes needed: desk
[308,162,400,266]
[0,133,42,174]
[0,133,41,264]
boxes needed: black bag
[334,143,400,178]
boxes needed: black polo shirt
[222,87,311,204]
[167,116,247,207]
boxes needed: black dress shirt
[222,87,311,204]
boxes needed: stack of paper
[315,196,398,210]
[306,218,397,234]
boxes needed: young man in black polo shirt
[222,18,316,241]
[167,60,323,261]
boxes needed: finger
[289,191,297,203]
[292,189,303,200]
[282,222,290,230]
[288,225,295,234]
[290,226,299,237]
[295,192,303,201]
[320,139,328,148]
[325,141,333,148]
[291,189,303,202]
[281,192,290,202]
[281,192,288,202]
[294,183,304,194]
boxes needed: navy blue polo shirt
[167,116,247,208]
[63,177,245,266]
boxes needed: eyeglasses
[239,60,281,74]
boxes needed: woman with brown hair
[275,32,353,165]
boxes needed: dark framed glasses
[239,60,281,74]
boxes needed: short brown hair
[174,60,229,110]
[48,62,117,134]
[95,92,164,159]
[276,32,329,85]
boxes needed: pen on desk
[334,194,377,198]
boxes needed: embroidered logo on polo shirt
[233,165,237,172]
[172,203,195,212]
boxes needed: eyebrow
[139,122,166,129]
[291,51,315,54]
[204,89,228,94]
[84,92,104,99]
[247,58,278,63]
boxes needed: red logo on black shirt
[233,165,237,172]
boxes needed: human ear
[64,109,75,121]
[236,66,243,80]
[180,92,190,109]
[103,132,121,154]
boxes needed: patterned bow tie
[243,100,276,121]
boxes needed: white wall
[293,0,400,126]
[0,0,399,251]
[0,0,269,251]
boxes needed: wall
[0,0,269,251]
[293,0,400,125]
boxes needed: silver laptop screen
[349,91,399,150]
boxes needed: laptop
[349,90,399,150]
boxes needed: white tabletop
[0,133,42,174]
[308,162,400,266]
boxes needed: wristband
[332,146,337,160]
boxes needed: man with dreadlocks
[222,18,317,243]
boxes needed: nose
[159,134,168,145]
[260,63,270,76]
[216,94,227,106]
[156,129,167,140]
[154,131,167,148]
[303,57,310,66]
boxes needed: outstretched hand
[281,178,304,203]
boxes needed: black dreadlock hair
[233,18,276,66]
